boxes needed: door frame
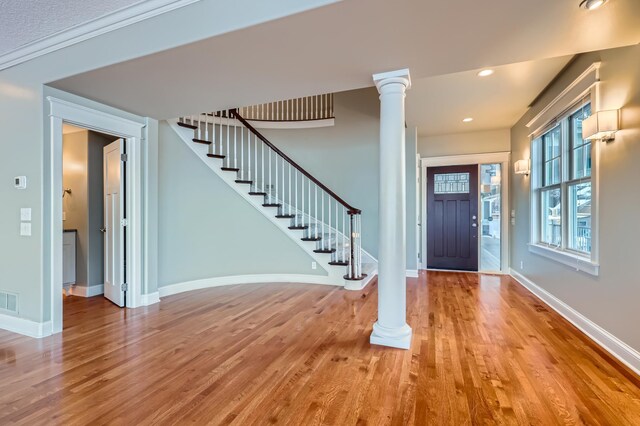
[419,152,511,274]
[47,97,146,334]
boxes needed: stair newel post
[348,212,354,278]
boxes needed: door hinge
[121,218,128,227]
[121,153,128,162]
[121,283,128,292]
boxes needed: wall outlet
[311,261,317,270]
[520,261,524,270]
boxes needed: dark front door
[427,165,479,271]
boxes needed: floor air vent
[0,291,18,314]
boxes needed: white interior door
[103,139,125,307]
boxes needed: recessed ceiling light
[579,0,606,10]
[463,117,473,123]
[477,69,494,77]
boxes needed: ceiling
[407,56,573,136]
[47,0,640,134]
[0,0,143,55]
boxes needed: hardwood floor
[1,272,640,425]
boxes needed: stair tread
[221,167,240,172]
[192,138,212,145]
[248,191,267,196]
[344,273,368,281]
[263,203,281,207]
[235,180,252,184]
[328,261,348,266]
[178,122,197,130]
[301,236,322,241]
[313,248,336,254]
[288,225,308,230]
[207,154,225,159]
[275,214,295,218]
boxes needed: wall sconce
[514,159,530,176]
[583,109,620,142]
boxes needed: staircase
[169,107,376,290]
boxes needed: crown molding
[0,0,200,71]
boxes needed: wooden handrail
[231,109,361,214]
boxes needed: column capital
[372,68,411,93]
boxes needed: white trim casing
[158,274,343,298]
[406,270,419,278]
[0,0,200,71]
[510,270,640,376]
[528,244,599,276]
[0,313,52,339]
[528,73,601,274]
[140,292,161,306]
[69,284,105,297]
[47,97,150,336]
[419,152,511,273]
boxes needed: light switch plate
[20,222,31,236]
[20,208,31,222]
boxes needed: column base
[370,321,412,350]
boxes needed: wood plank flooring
[1,271,639,425]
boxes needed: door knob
[471,223,477,228]
[472,215,477,220]
[100,228,106,233]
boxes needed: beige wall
[62,132,90,286]
[62,130,115,287]
[510,44,640,351]
[419,129,510,158]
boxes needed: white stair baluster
[233,122,237,169]
[240,126,244,179]
[225,113,231,167]
[248,130,252,181]
[321,191,325,249]
[261,141,265,193]
[288,163,292,215]
[314,185,318,239]
[268,147,272,201]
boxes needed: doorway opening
[47,96,148,335]
[419,152,510,274]
[62,124,127,308]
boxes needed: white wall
[510,44,640,352]
[419,129,510,158]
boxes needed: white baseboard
[140,292,161,306]
[158,274,339,298]
[406,269,419,278]
[0,313,52,338]
[69,284,104,297]
[510,269,640,376]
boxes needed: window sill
[528,243,599,276]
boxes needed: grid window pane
[572,144,591,179]
[543,126,561,186]
[541,188,562,246]
[571,104,592,179]
[434,172,470,194]
[569,182,592,253]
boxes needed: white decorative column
[370,69,412,350]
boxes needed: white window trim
[528,66,601,276]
